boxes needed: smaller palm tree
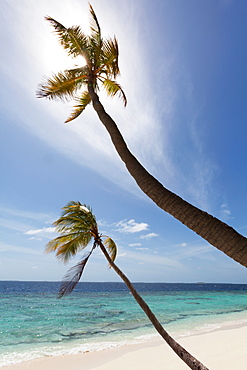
[46,201,117,296]
[46,201,208,370]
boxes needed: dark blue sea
[1,281,247,367]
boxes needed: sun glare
[41,35,86,73]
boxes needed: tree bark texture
[99,242,209,370]
[88,85,247,268]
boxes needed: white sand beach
[3,324,247,370]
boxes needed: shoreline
[2,322,247,370]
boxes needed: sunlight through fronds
[45,16,89,59]
[37,4,126,121]
[101,38,119,78]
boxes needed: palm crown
[37,4,127,123]
[46,201,117,296]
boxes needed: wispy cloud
[2,0,217,211]
[0,205,53,223]
[0,218,31,234]
[0,205,55,237]
[220,203,232,221]
[129,243,142,247]
[140,233,158,240]
[174,244,213,260]
[0,242,41,256]
[1,0,167,197]
[123,250,183,269]
[1,0,195,202]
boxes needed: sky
[0,0,247,283]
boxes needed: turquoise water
[1,282,247,367]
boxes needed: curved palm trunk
[98,241,209,370]
[88,84,247,268]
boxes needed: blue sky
[1,0,247,283]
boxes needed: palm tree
[47,201,209,370]
[37,4,247,268]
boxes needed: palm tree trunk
[88,84,247,268]
[98,241,209,370]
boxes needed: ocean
[1,281,247,367]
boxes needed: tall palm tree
[37,4,247,268]
[47,201,209,370]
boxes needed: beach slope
[3,324,247,370]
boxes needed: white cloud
[135,247,149,251]
[177,242,187,247]
[221,203,228,208]
[220,203,232,221]
[26,227,56,235]
[140,233,158,239]
[25,227,57,239]
[117,252,127,258]
[116,219,149,233]
[129,243,142,247]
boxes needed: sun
[40,32,86,73]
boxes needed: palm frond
[101,79,127,106]
[89,4,101,40]
[65,91,91,123]
[59,252,92,297]
[61,201,92,216]
[36,69,87,101]
[45,16,89,59]
[39,7,127,112]
[101,37,120,78]
[45,201,99,263]
[104,237,117,265]
[53,214,92,233]
[53,202,98,237]
[60,202,98,231]
[46,232,92,262]
[45,234,70,253]
[88,6,103,70]
[66,66,89,76]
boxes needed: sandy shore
[2,324,247,370]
